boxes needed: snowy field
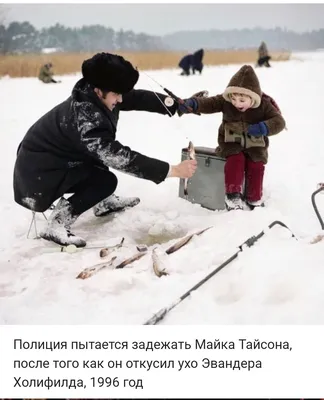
[1,52,324,325]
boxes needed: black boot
[40,197,86,247]
[93,194,140,217]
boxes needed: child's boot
[246,199,265,210]
[225,193,244,211]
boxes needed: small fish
[165,226,212,255]
[76,256,117,279]
[152,248,169,278]
[115,251,147,269]
[100,237,125,258]
[184,141,196,199]
[310,234,324,244]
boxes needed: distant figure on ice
[256,41,271,67]
[179,53,193,76]
[38,63,60,83]
[178,48,205,76]
[191,48,204,74]
[14,52,197,247]
[177,65,286,211]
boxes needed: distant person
[38,63,60,83]
[256,41,271,67]
[14,52,197,247]
[191,48,204,74]
[178,49,205,76]
[178,53,193,76]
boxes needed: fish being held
[184,140,196,199]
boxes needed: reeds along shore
[0,50,290,78]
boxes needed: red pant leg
[245,158,265,202]
[224,152,245,194]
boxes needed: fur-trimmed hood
[222,65,262,108]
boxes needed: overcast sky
[3,3,324,35]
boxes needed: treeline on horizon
[1,21,324,54]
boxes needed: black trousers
[180,68,190,76]
[62,166,118,215]
[257,56,271,67]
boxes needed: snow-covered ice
[1,53,324,325]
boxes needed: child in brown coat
[179,64,286,210]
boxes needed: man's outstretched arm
[119,89,178,116]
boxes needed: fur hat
[82,52,139,94]
[222,65,262,108]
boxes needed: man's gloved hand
[247,122,268,137]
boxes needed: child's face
[230,93,253,112]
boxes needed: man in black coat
[13,52,197,247]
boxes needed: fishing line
[144,79,173,117]
[141,70,190,141]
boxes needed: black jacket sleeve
[119,89,178,116]
[79,124,170,184]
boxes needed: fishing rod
[140,70,208,145]
[141,71,198,114]
[143,220,297,325]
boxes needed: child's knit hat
[223,65,262,108]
